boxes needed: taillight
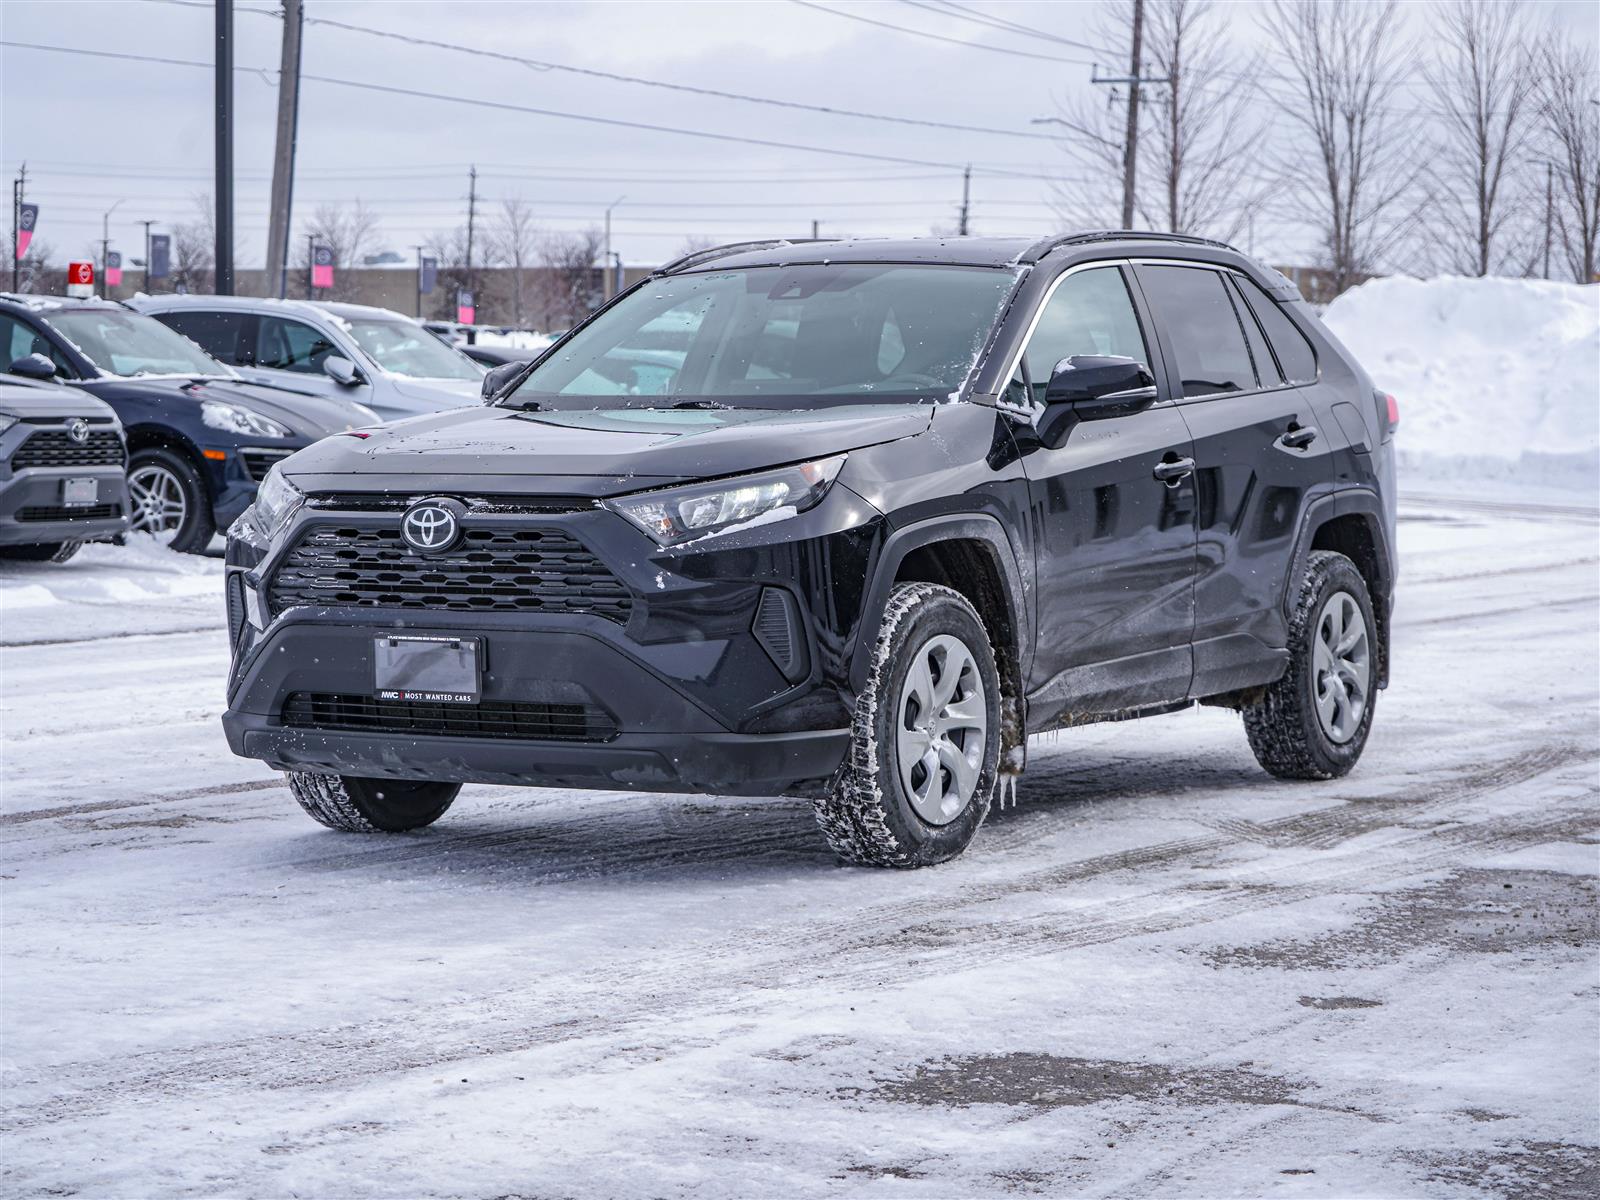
[1376,391,1399,442]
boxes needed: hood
[0,380,120,422]
[76,376,365,438]
[280,403,932,497]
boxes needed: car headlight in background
[606,455,846,547]
[201,399,291,439]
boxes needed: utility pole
[11,163,24,293]
[140,219,155,294]
[603,195,624,300]
[1543,162,1553,279]
[266,0,304,299]
[464,165,478,300]
[811,219,820,239]
[214,0,235,295]
[415,243,425,318]
[305,233,314,298]
[958,164,971,236]
[1119,0,1145,229]
[101,200,123,298]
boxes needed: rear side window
[1234,274,1318,383]
[1226,276,1283,387]
[1139,265,1255,397]
[257,316,338,374]
[158,310,252,366]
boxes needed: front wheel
[1243,550,1377,780]
[127,447,214,554]
[286,772,460,832]
[814,582,1001,867]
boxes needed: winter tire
[814,582,1001,868]
[0,541,80,563]
[1244,550,1377,780]
[128,447,214,554]
[286,771,460,833]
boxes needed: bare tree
[1047,0,1266,240]
[1423,0,1538,276]
[1260,0,1419,294]
[301,199,382,300]
[11,238,55,294]
[1535,38,1600,283]
[532,228,604,330]
[490,197,538,327]
[169,194,215,295]
[674,234,719,258]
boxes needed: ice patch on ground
[1323,275,1599,488]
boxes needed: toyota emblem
[67,418,91,445]
[400,499,463,553]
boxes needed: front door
[1012,263,1198,729]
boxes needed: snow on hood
[280,402,932,495]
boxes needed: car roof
[0,292,126,315]
[130,293,421,324]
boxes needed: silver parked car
[130,296,484,424]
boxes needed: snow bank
[473,330,555,353]
[1323,275,1599,489]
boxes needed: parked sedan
[0,372,129,562]
[133,296,483,422]
[0,295,366,553]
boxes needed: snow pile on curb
[1322,275,1599,488]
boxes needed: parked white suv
[131,296,483,423]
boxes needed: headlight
[0,414,16,436]
[201,399,291,439]
[605,455,846,547]
[233,463,304,547]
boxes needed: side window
[1019,266,1150,405]
[256,316,338,374]
[1226,275,1283,387]
[1234,274,1318,384]
[1139,265,1254,397]
[0,314,74,377]
[158,311,251,366]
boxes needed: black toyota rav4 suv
[224,232,1397,867]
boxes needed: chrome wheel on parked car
[128,462,188,544]
[896,633,988,825]
[1313,589,1370,744]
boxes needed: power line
[789,0,1098,65]
[900,0,1118,56]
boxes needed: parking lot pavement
[1,489,1596,1198]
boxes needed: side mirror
[8,352,58,381]
[481,360,524,401]
[1043,355,1158,418]
[322,355,364,387]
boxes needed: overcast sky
[4,0,1596,269]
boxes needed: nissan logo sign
[400,499,463,553]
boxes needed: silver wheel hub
[1313,590,1370,744]
[896,633,987,825]
[127,464,188,545]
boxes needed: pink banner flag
[15,203,38,260]
[311,243,334,290]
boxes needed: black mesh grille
[242,449,292,481]
[281,692,617,742]
[226,573,247,649]
[266,524,633,621]
[10,430,124,469]
[16,503,123,522]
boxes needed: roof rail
[655,237,838,276]
[1021,229,1236,263]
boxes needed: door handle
[1153,455,1195,484]
[1278,424,1318,449]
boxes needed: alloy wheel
[1312,589,1371,744]
[896,633,988,825]
[128,463,189,546]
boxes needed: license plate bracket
[373,635,482,703]
[62,477,98,507]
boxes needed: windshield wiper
[502,398,549,412]
[666,399,730,410]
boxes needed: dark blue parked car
[0,295,371,553]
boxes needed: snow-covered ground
[2,486,1596,1198]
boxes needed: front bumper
[222,485,883,797]
[0,464,129,545]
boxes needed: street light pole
[214,0,235,295]
[140,219,155,294]
[101,200,123,298]
[603,195,625,300]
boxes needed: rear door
[1012,262,1199,727]
[1133,261,1337,699]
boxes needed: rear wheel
[286,771,460,832]
[1243,551,1377,780]
[128,447,214,554]
[0,541,80,563]
[814,582,1000,867]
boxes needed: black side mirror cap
[1043,355,1158,419]
[481,360,524,401]
[322,355,364,387]
[8,352,58,381]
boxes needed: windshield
[49,308,226,378]
[345,318,482,380]
[504,263,1019,410]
